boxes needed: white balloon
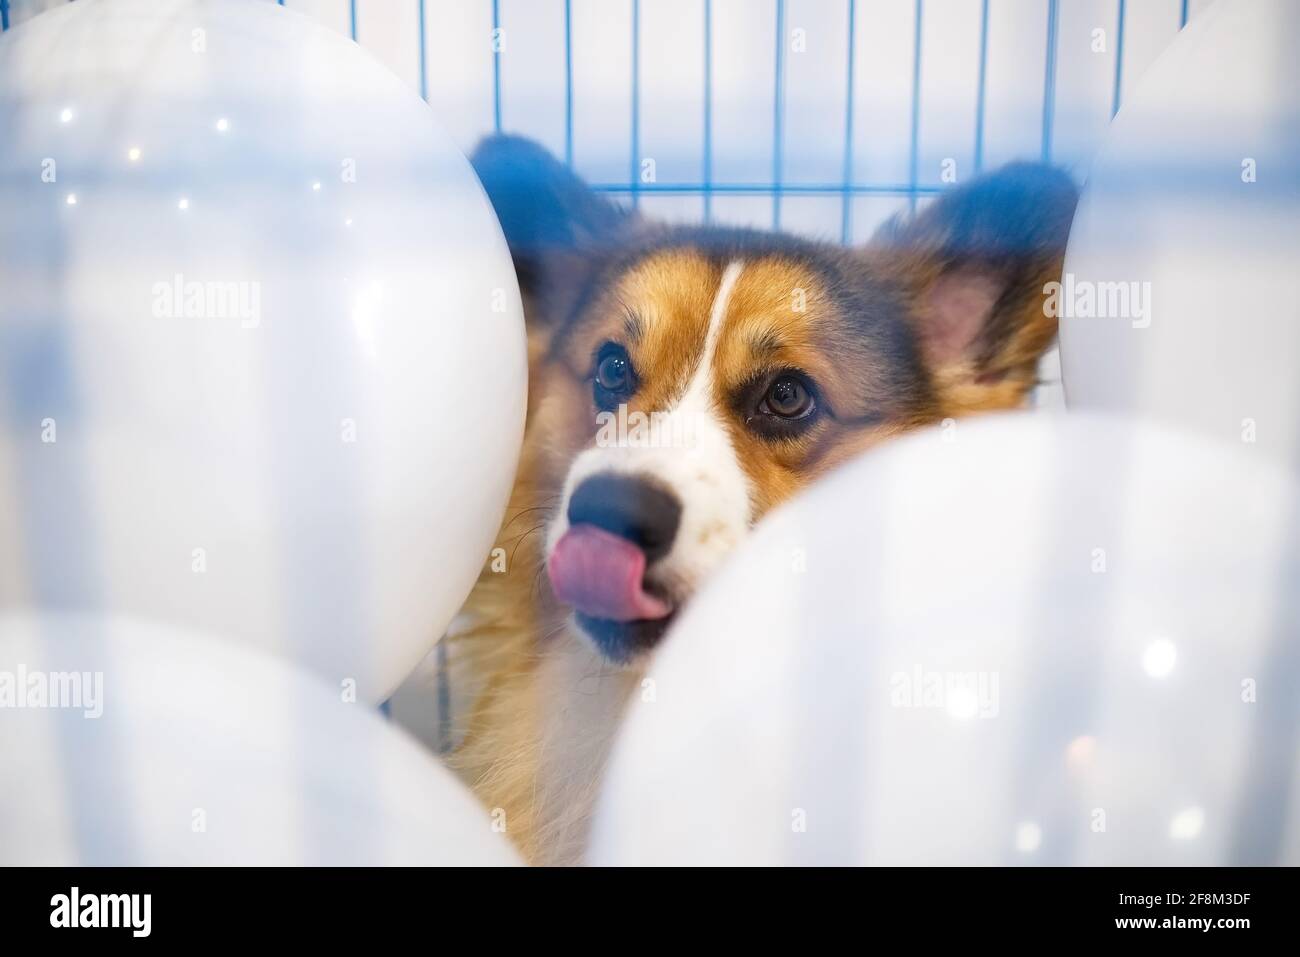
[0,612,520,865]
[1059,0,1300,471]
[589,415,1300,865]
[0,0,527,701]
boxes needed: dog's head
[474,135,1076,665]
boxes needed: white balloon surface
[0,0,527,701]
[1059,0,1300,471]
[0,612,521,865]
[589,415,1300,865]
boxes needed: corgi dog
[443,134,1078,865]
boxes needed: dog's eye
[759,374,815,420]
[593,343,636,410]
[596,349,631,391]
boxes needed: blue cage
[1,0,1207,245]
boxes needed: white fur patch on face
[548,260,752,611]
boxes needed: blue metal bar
[417,0,428,102]
[590,181,944,197]
[840,0,857,244]
[973,0,990,173]
[1111,0,1126,118]
[1180,0,1189,28]
[772,0,786,229]
[564,0,574,167]
[764,0,785,230]
[908,0,923,212]
[1041,0,1059,162]
[2,0,11,31]
[630,0,641,208]
[349,0,357,41]
[703,0,714,223]
[492,0,502,133]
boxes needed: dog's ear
[869,163,1078,411]
[471,134,635,327]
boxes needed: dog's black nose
[567,473,681,563]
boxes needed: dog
[442,134,1078,864]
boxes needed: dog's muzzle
[547,473,682,661]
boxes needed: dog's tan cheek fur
[726,419,911,519]
[532,369,596,487]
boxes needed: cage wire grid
[1,0,1197,244]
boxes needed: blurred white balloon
[589,415,1300,865]
[0,0,527,701]
[0,612,521,865]
[1059,0,1300,471]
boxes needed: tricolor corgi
[443,134,1078,864]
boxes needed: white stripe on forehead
[674,259,745,412]
[548,257,754,597]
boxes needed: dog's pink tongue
[548,525,672,622]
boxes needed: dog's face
[474,137,1077,665]
[536,246,931,662]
